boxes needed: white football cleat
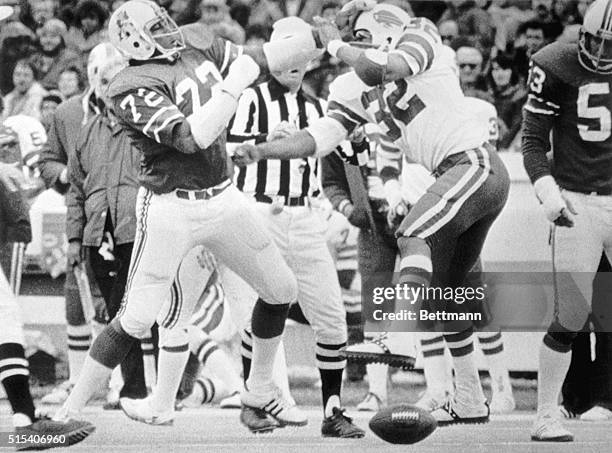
[41,381,73,405]
[531,414,574,442]
[580,405,612,421]
[119,397,175,426]
[357,392,385,412]
[219,391,241,409]
[431,396,489,426]
[340,332,416,369]
[241,386,308,427]
[489,392,516,414]
[414,391,448,412]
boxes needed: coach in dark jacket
[66,57,146,402]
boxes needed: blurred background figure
[1,58,47,121]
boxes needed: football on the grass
[369,404,437,444]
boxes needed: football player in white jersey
[233,2,510,425]
[1,114,47,197]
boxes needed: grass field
[1,376,611,453]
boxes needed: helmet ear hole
[134,42,140,48]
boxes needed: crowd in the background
[0,0,597,150]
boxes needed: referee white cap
[0,6,13,22]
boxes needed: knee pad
[119,308,156,340]
[159,326,189,349]
[544,321,577,353]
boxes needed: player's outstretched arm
[232,116,349,166]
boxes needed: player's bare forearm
[336,46,410,82]
[260,130,316,159]
[232,130,316,166]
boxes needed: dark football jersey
[525,42,612,193]
[108,23,242,194]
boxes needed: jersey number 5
[577,83,611,142]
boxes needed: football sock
[317,342,346,416]
[397,238,432,289]
[141,330,157,390]
[537,340,571,417]
[62,318,135,415]
[366,363,388,403]
[247,299,289,394]
[477,330,511,396]
[420,332,452,396]
[444,329,485,406]
[240,328,252,383]
[150,342,189,413]
[0,343,36,425]
[66,324,91,385]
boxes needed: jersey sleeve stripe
[153,112,185,143]
[220,41,232,75]
[527,94,561,109]
[329,112,359,134]
[397,33,435,71]
[327,101,369,127]
[142,105,179,137]
[523,104,556,115]
[393,45,425,70]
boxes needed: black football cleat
[240,405,281,434]
[321,408,365,438]
[15,417,95,450]
[339,333,416,370]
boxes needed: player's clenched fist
[232,143,262,167]
[534,175,577,227]
[312,17,342,50]
[334,0,377,35]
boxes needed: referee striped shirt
[227,78,323,199]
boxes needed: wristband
[327,39,349,58]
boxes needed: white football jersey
[2,115,47,175]
[327,22,489,173]
[464,97,499,144]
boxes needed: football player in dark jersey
[53,0,326,436]
[522,0,612,442]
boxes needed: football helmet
[108,0,184,61]
[352,3,411,50]
[579,0,612,74]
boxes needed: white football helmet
[352,3,411,50]
[579,0,612,74]
[87,42,125,89]
[108,0,184,61]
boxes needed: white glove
[221,54,260,99]
[534,175,577,227]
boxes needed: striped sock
[444,329,485,406]
[196,337,220,367]
[240,329,252,383]
[477,330,511,395]
[150,339,190,413]
[140,330,157,390]
[397,238,432,289]
[419,332,452,396]
[0,343,36,425]
[66,324,91,385]
[316,342,346,417]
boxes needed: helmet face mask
[578,0,612,74]
[109,0,185,62]
[579,29,612,74]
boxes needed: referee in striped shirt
[226,18,364,439]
